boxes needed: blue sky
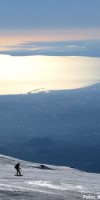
[0,0,100,55]
[0,0,100,30]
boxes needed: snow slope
[0,154,100,200]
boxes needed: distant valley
[0,83,100,173]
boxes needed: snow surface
[0,154,100,200]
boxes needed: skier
[14,162,22,176]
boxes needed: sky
[0,0,100,31]
[0,0,100,44]
[0,0,100,94]
[0,0,100,56]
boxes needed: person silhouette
[15,162,21,176]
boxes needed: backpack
[14,163,19,169]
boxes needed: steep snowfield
[0,154,100,200]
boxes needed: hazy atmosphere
[0,0,100,94]
[0,1,100,199]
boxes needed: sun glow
[0,55,100,95]
[0,28,100,47]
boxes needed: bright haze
[0,0,100,94]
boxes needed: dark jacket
[15,163,20,170]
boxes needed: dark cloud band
[0,40,100,57]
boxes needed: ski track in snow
[0,154,100,200]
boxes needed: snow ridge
[0,154,100,200]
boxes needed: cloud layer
[0,40,100,57]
